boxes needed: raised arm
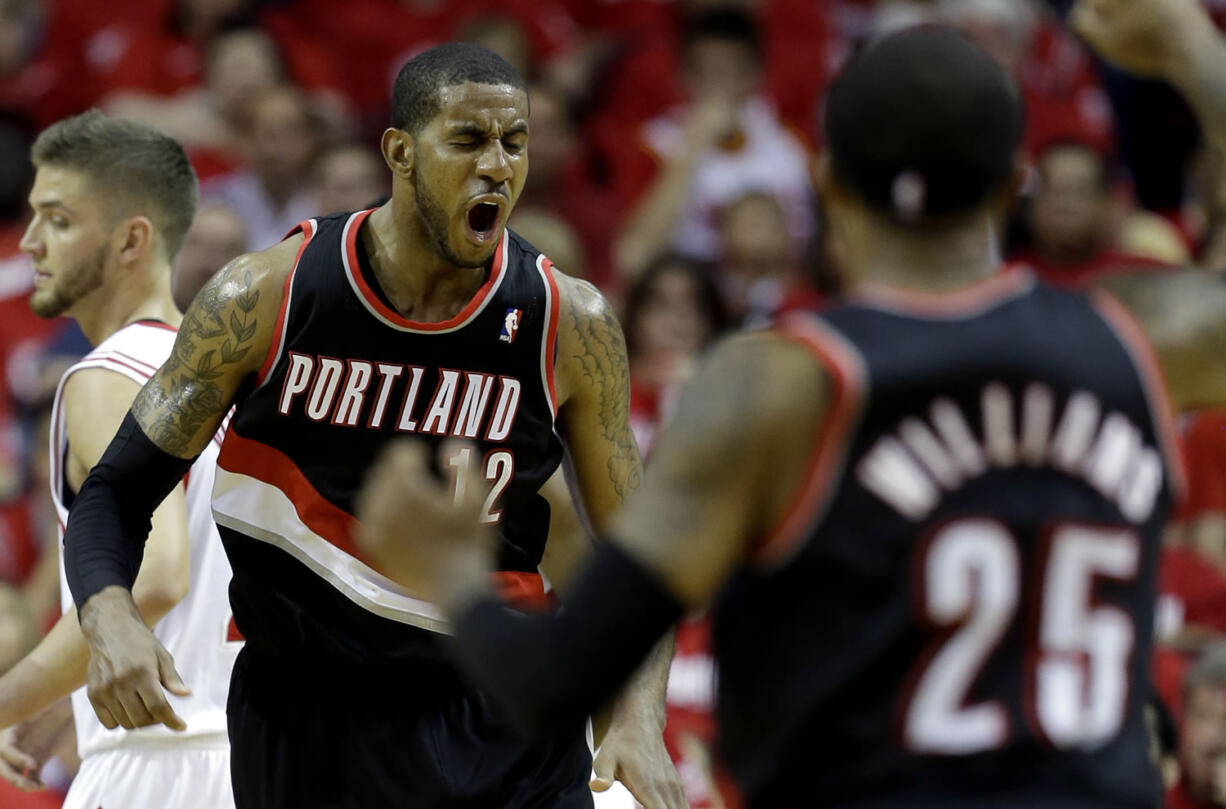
[67,237,298,732]
[357,329,829,738]
[1073,0,1226,156]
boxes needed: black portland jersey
[213,210,564,663]
[714,271,1182,809]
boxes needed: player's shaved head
[32,110,199,260]
[391,42,527,134]
[824,26,1024,225]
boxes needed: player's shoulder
[198,235,304,316]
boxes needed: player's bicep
[133,243,296,458]
[62,369,145,493]
[1096,269,1226,411]
[554,277,643,532]
[611,334,829,608]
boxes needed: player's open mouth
[464,199,503,244]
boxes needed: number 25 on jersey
[900,518,1140,754]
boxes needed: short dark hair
[391,43,526,133]
[681,8,762,64]
[32,110,199,259]
[824,26,1024,225]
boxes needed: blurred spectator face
[0,0,35,77]
[458,17,531,79]
[206,29,284,126]
[526,83,575,189]
[1181,683,1226,806]
[316,144,387,215]
[630,264,715,362]
[1030,144,1112,263]
[683,34,760,104]
[721,193,792,281]
[941,0,1035,75]
[173,204,248,311]
[247,87,317,193]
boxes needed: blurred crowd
[0,0,1222,807]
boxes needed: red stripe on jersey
[850,266,1033,317]
[216,430,362,558]
[109,349,160,375]
[753,315,868,567]
[132,319,178,333]
[344,209,508,331]
[1090,290,1187,502]
[494,570,550,610]
[540,257,561,416]
[257,220,317,386]
[86,357,153,383]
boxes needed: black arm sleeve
[450,540,684,736]
[64,411,196,609]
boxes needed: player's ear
[116,215,154,267]
[381,128,414,180]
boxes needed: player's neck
[849,212,1003,292]
[74,262,182,347]
[363,203,488,322]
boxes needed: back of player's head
[32,110,199,260]
[824,26,1023,225]
[391,43,526,134]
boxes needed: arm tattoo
[564,280,641,501]
[132,269,261,456]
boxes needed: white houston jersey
[50,321,240,757]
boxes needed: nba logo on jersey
[500,308,521,344]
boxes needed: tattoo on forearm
[565,281,641,500]
[133,269,261,455]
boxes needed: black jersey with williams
[212,209,564,664]
[714,271,1182,809]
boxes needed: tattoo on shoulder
[132,268,262,455]
[562,279,642,499]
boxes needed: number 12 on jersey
[900,518,1141,754]
[445,446,515,525]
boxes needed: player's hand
[593,697,689,809]
[0,726,41,791]
[79,586,190,732]
[1071,0,1217,79]
[0,699,73,792]
[356,440,495,608]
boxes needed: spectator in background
[1169,645,1226,809]
[172,202,248,312]
[941,0,1114,155]
[315,142,388,217]
[1012,140,1169,286]
[717,191,822,326]
[509,207,587,280]
[623,254,727,455]
[518,81,617,288]
[104,27,286,181]
[613,8,814,279]
[0,0,91,130]
[203,85,320,250]
[1179,412,1226,567]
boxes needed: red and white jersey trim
[534,254,561,417]
[211,464,451,634]
[340,209,510,334]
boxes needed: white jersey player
[48,323,239,809]
[0,111,238,809]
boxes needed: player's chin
[454,231,501,267]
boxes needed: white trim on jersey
[254,218,317,392]
[534,253,556,418]
[211,466,452,634]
